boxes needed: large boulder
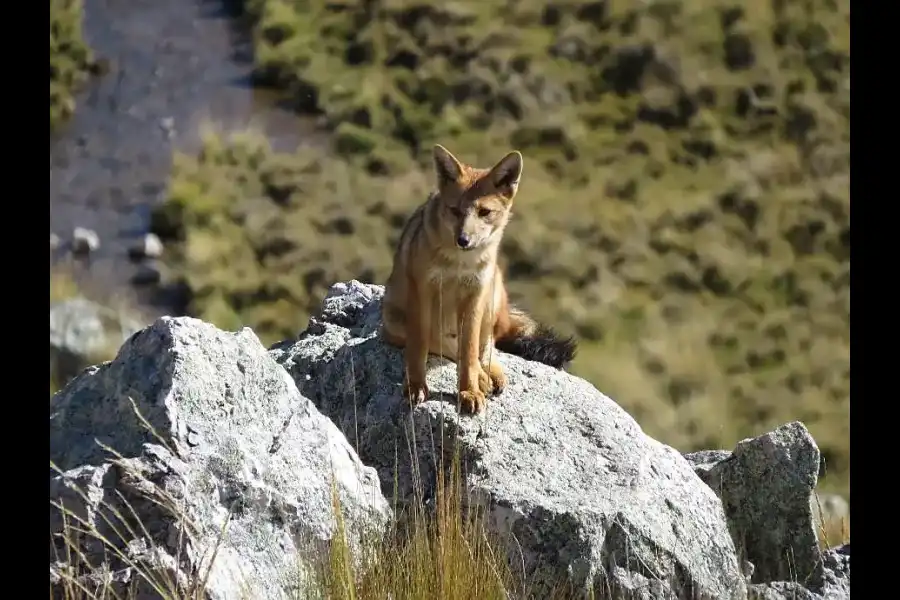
[49,316,391,599]
[684,424,850,599]
[270,280,747,599]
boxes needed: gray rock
[50,316,391,600]
[683,449,732,485]
[820,544,850,599]
[270,280,747,599]
[748,544,849,600]
[49,297,145,383]
[128,233,164,260]
[696,423,825,590]
[49,461,195,600]
[748,581,819,600]
[72,227,100,255]
[159,117,175,139]
[685,443,851,600]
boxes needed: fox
[380,144,577,414]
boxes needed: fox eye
[449,206,463,217]
[477,208,492,218]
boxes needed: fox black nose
[456,233,471,249]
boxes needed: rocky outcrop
[49,316,391,599]
[684,425,850,599]
[49,280,850,599]
[270,280,747,599]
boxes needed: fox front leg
[403,275,432,405]
[456,290,488,414]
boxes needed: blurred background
[50,0,849,526]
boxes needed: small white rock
[159,117,175,139]
[50,233,61,250]
[128,233,164,260]
[72,227,100,255]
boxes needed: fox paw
[458,389,487,414]
[484,362,507,395]
[403,377,429,406]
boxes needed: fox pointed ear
[488,150,524,199]
[432,144,464,187]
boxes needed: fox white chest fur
[423,250,504,355]
[427,246,495,287]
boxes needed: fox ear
[432,144,464,187]
[488,150,523,198]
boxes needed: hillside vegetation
[50,0,99,132]
[152,0,850,495]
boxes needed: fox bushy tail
[495,306,577,370]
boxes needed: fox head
[431,144,524,252]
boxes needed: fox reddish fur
[380,144,577,414]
